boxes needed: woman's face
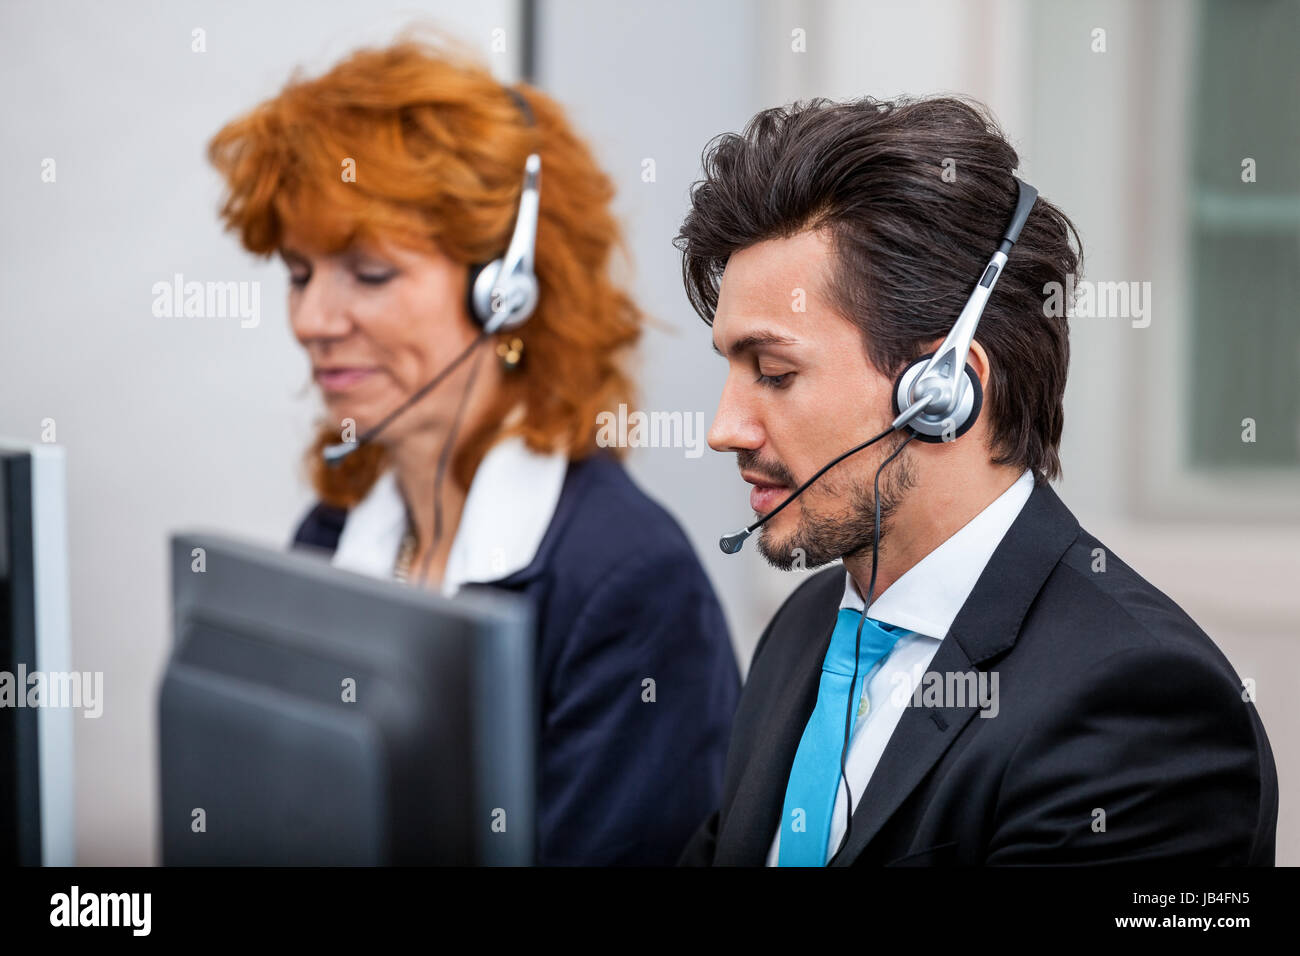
[280,232,499,445]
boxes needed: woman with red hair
[208,38,738,865]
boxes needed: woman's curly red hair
[207,34,642,507]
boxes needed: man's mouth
[741,471,792,515]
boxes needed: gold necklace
[393,526,418,584]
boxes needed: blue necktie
[777,608,909,866]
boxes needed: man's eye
[288,272,310,288]
[355,271,395,286]
[756,372,792,389]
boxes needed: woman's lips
[749,483,791,514]
[315,368,375,393]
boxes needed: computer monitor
[0,439,75,866]
[159,532,535,865]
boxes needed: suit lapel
[825,480,1081,866]
[827,635,981,865]
[714,571,840,865]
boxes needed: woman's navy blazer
[292,452,740,865]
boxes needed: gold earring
[496,336,524,370]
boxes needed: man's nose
[708,376,764,453]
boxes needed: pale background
[0,0,1294,864]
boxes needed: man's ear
[917,337,946,361]
[966,339,991,390]
[908,336,990,392]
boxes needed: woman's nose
[288,272,351,343]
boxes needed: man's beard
[742,438,917,572]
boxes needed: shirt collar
[839,469,1035,640]
[330,434,569,597]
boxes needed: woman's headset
[466,86,541,335]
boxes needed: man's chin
[754,534,793,571]
[755,527,837,573]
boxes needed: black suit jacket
[680,479,1278,865]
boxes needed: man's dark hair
[675,95,1082,481]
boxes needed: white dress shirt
[330,434,569,597]
[766,468,1035,865]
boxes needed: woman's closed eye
[286,268,394,288]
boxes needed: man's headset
[718,176,1039,555]
[322,86,541,464]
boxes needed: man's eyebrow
[711,330,801,358]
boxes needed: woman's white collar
[331,435,568,596]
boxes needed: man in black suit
[673,95,1278,866]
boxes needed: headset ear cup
[956,365,983,441]
[466,262,490,326]
[891,358,923,419]
[891,352,984,443]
